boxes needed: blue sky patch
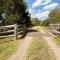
[25,0,60,20]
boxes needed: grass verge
[53,36,60,47]
[25,37,56,60]
[0,37,23,60]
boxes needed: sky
[25,0,60,20]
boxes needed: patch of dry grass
[25,37,56,60]
[0,37,23,60]
[54,36,60,47]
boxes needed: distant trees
[0,0,31,27]
[48,9,60,23]
[31,18,49,26]
[41,19,49,27]
[41,9,60,27]
[31,9,60,27]
[31,18,41,26]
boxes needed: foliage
[41,19,49,27]
[0,0,31,26]
[41,9,60,26]
[48,9,60,23]
[31,18,41,26]
[23,11,32,27]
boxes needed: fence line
[49,23,60,35]
[0,24,27,40]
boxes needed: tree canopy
[48,9,60,23]
[31,18,41,26]
[0,0,31,26]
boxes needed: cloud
[31,14,36,18]
[28,0,59,20]
[42,0,51,5]
[43,3,58,10]
[38,10,50,17]
[31,10,50,20]
[32,0,43,9]
[35,10,50,19]
[37,10,41,13]
[29,9,32,14]
[29,9,36,14]
[32,0,52,9]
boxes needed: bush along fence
[0,24,27,40]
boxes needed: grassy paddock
[53,36,60,47]
[25,37,56,60]
[0,37,23,60]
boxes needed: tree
[24,11,31,27]
[48,9,60,23]
[41,19,49,27]
[0,0,31,26]
[31,18,41,26]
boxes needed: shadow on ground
[27,29,38,33]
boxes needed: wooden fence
[49,23,60,35]
[0,24,27,40]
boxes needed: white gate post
[14,24,18,40]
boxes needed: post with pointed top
[14,24,18,40]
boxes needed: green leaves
[48,9,60,23]
[0,0,28,25]
[31,18,41,26]
[5,13,20,25]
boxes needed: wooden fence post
[14,24,18,40]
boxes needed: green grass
[0,37,23,60]
[53,36,60,47]
[25,37,56,60]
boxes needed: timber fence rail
[0,24,27,40]
[49,24,60,35]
